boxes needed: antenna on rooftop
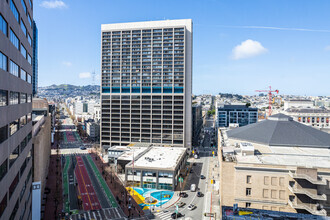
[92,70,96,86]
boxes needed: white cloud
[79,72,91,79]
[325,45,330,51]
[231,39,267,60]
[40,1,68,9]
[62,61,72,67]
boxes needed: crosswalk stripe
[155,212,172,219]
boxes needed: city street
[58,103,218,220]
[154,126,216,220]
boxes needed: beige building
[283,108,330,129]
[100,19,193,150]
[218,114,330,216]
[32,98,51,197]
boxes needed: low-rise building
[125,146,187,190]
[216,104,258,128]
[218,114,330,217]
[284,99,314,110]
[107,145,149,173]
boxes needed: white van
[190,184,196,192]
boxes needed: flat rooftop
[127,147,186,170]
[223,140,330,168]
[102,19,192,31]
[286,108,330,113]
[108,146,148,161]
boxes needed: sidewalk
[43,143,63,219]
[90,152,147,219]
[204,156,220,219]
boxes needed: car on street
[179,192,188,198]
[190,184,196,192]
[177,201,186,208]
[171,212,184,219]
[197,191,204,197]
[200,175,206,179]
[187,204,196,210]
[80,147,86,150]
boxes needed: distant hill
[38,84,100,98]
[40,84,100,90]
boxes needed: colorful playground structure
[126,187,174,210]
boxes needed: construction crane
[255,86,279,117]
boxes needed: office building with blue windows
[216,104,258,128]
[32,20,37,96]
[100,19,192,150]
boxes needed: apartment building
[0,0,34,219]
[86,121,100,140]
[100,19,192,150]
[74,100,84,115]
[218,114,330,217]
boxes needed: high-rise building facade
[32,20,37,96]
[100,20,192,150]
[0,0,34,219]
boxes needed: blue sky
[34,0,330,96]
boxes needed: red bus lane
[74,167,91,211]
[75,156,101,211]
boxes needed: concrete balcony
[288,200,327,216]
[288,171,327,185]
[288,185,327,201]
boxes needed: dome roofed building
[227,113,330,148]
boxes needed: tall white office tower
[100,19,192,151]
